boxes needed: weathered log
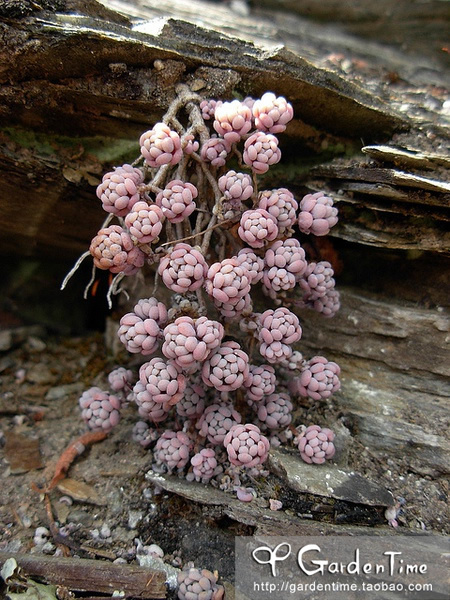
[295,289,450,476]
[0,552,167,598]
[0,0,448,258]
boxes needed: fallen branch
[0,553,167,599]
[32,430,108,493]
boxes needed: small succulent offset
[69,84,342,505]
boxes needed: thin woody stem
[158,216,231,250]
[200,214,217,254]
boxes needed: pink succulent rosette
[224,423,270,467]
[199,98,219,121]
[213,99,252,143]
[258,307,302,363]
[263,238,307,295]
[139,357,186,406]
[309,289,341,317]
[139,122,183,167]
[155,180,198,223]
[238,209,278,249]
[132,381,171,423]
[132,420,158,448]
[176,378,206,420]
[244,364,277,403]
[256,392,293,430]
[96,164,144,217]
[158,243,208,293]
[252,92,294,134]
[134,297,168,324]
[89,225,145,276]
[177,566,225,600]
[124,201,164,244]
[107,367,134,392]
[204,257,251,306]
[236,248,264,284]
[200,136,231,167]
[79,387,121,432]
[297,425,336,464]
[258,188,298,234]
[196,402,242,446]
[201,340,250,392]
[290,355,340,400]
[118,297,167,356]
[243,131,281,174]
[298,191,338,236]
[299,261,336,301]
[218,170,253,202]
[154,430,193,472]
[162,316,224,371]
[213,292,252,321]
[190,448,218,483]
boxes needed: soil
[0,329,448,597]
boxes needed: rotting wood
[0,552,167,599]
[0,0,448,258]
[295,289,450,476]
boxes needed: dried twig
[32,430,108,494]
[0,552,167,599]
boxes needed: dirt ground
[0,328,448,596]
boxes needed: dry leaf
[56,478,105,505]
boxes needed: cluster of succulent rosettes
[289,356,341,401]
[96,164,144,216]
[79,89,346,492]
[155,180,198,223]
[224,423,271,467]
[298,191,339,236]
[79,387,121,432]
[158,243,208,293]
[139,357,186,406]
[296,425,336,464]
[154,430,193,472]
[177,564,225,600]
[118,297,168,355]
[139,122,183,167]
[257,307,302,363]
[89,225,145,276]
[162,315,224,372]
[254,392,293,431]
[197,402,242,446]
[201,341,250,391]
[188,448,219,483]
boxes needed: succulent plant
[296,425,336,464]
[72,86,343,519]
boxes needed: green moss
[1,126,138,164]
